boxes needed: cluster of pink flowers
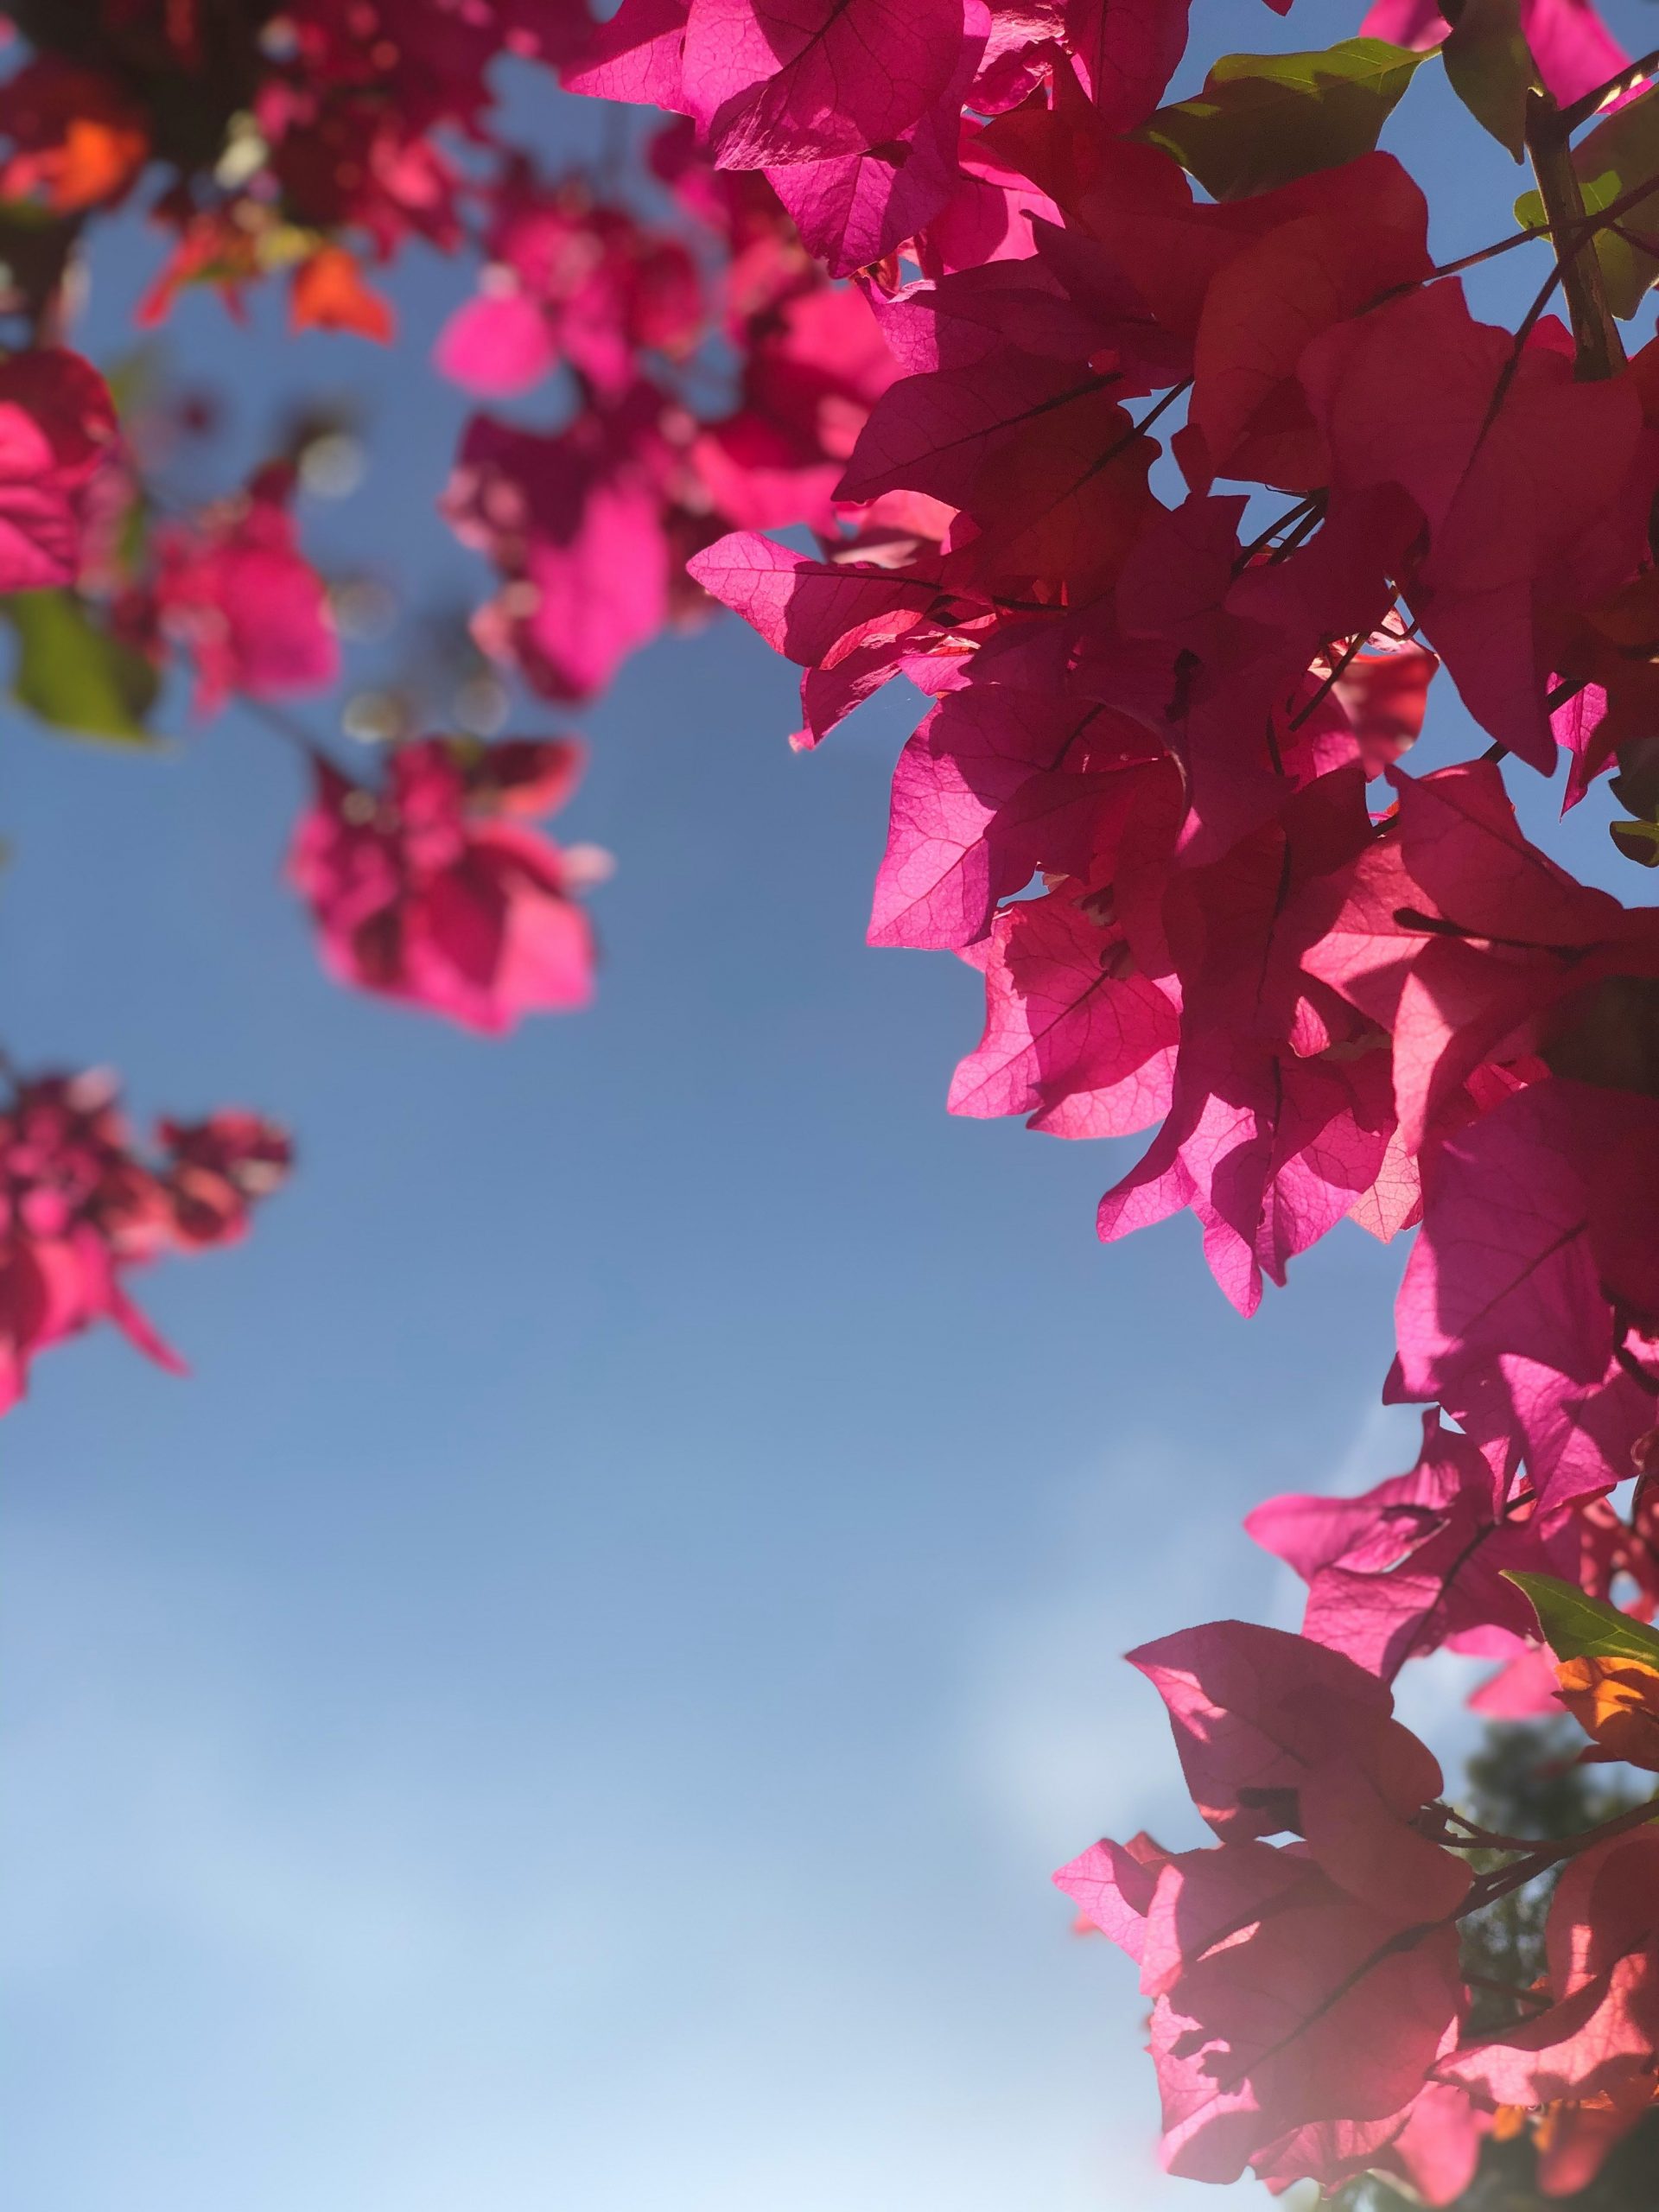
[0,346,120,589]
[0,0,926,1042]
[0,1070,289,1414]
[289,734,599,1031]
[436,123,907,706]
[0,335,340,715]
[1056,1618,1659,2197]
[556,0,1659,2194]
[118,461,341,715]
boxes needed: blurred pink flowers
[289,735,602,1031]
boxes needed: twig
[1427,226,1549,282]
[1558,46,1659,136]
[1287,630,1372,734]
[1234,493,1323,569]
[1470,258,1565,463]
[1465,1791,1659,1913]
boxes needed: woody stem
[1463,1791,1659,1914]
[1526,88,1626,381]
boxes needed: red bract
[1128,1618,1471,1920]
[1252,2082,1489,2206]
[1061,0,1191,130]
[1056,1825,1468,2190]
[143,463,339,715]
[0,1071,289,1414]
[446,394,684,704]
[1300,288,1643,772]
[1135,1836,1462,2184]
[1296,760,1659,1153]
[1441,1830,1659,2110]
[679,0,969,171]
[1437,1349,1659,1516]
[1395,1076,1659,1401]
[870,689,1160,951]
[947,875,1180,1139]
[288,736,599,1032]
[0,349,118,591]
[1092,767,1402,1314]
[156,1112,294,1246]
[1186,153,1433,491]
[435,167,702,401]
[563,0,692,110]
[1246,1409,1580,1680]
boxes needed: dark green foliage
[1441,0,1535,162]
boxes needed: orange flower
[290,247,397,345]
[1556,1653,1659,1770]
[0,61,148,213]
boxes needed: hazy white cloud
[952,1431,1283,2206]
[959,1427,1282,1866]
[2,1511,1236,2212]
[0,1401,1481,2212]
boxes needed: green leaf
[1442,0,1536,161]
[1515,86,1659,320]
[1611,819,1659,866]
[1139,40,1430,200]
[1506,1571,1659,1667]
[3,590,162,745]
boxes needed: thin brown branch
[1465,1791,1659,1914]
[1558,47,1659,136]
[1234,493,1323,569]
[1427,226,1548,283]
[1287,631,1375,735]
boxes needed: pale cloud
[0,1408,1479,2212]
[960,1428,1279,1866]
[1,1511,1236,2212]
[951,1431,1280,2207]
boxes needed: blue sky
[1,8,1655,2208]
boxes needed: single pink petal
[435,291,560,397]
